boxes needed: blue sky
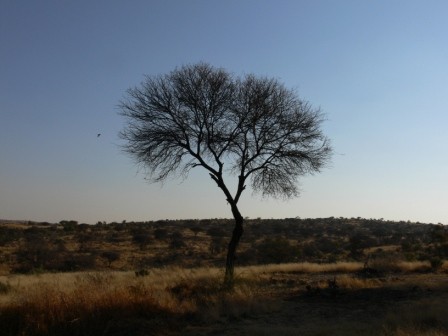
[1,1,447,224]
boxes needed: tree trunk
[224,204,244,288]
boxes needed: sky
[1,1,447,224]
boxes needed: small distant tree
[120,63,332,286]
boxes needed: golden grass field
[1,262,448,336]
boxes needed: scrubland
[0,218,447,335]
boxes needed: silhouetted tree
[120,63,332,286]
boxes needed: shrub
[0,227,22,246]
[76,232,96,252]
[430,257,443,270]
[100,251,120,267]
[154,228,168,240]
[169,232,185,249]
[0,281,12,294]
[256,237,300,264]
[131,229,153,250]
[105,232,127,243]
[190,226,202,236]
[60,220,78,232]
[206,227,226,237]
[60,253,97,271]
[135,269,150,277]
[14,236,62,273]
[301,243,322,260]
[209,236,226,255]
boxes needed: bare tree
[119,63,332,286]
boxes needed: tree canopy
[120,63,331,200]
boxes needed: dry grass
[239,260,439,275]
[382,297,448,336]
[0,267,271,335]
[334,274,384,289]
[1,262,447,335]
[395,261,431,272]
[239,261,363,275]
[441,260,448,272]
[1,272,185,335]
[369,259,432,273]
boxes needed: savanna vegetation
[0,217,448,335]
[1,217,447,274]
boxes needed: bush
[238,247,258,265]
[101,251,120,267]
[190,226,202,236]
[131,229,153,250]
[0,227,22,246]
[209,236,226,255]
[430,257,443,270]
[301,243,322,259]
[14,236,62,273]
[60,220,78,232]
[169,232,185,249]
[76,232,96,252]
[0,281,12,294]
[61,253,97,271]
[135,269,150,277]
[154,228,168,240]
[206,227,226,237]
[257,237,300,264]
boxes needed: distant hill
[0,217,446,274]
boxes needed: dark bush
[301,243,322,259]
[430,257,443,270]
[60,220,78,232]
[190,226,202,236]
[206,227,226,237]
[131,229,153,250]
[0,281,12,294]
[257,237,300,264]
[209,236,226,255]
[100,251,120,267]
[154,228,168,241]
[60,253,97,271]
[169,232,185,249]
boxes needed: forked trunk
[224,205,244,288]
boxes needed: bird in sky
[97,133,101,137]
